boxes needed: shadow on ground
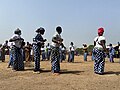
[60,69,84,75]
[104,71,120,76]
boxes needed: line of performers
[7,26,67,75]
[4,26,114,75]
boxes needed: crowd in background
[0,27,120,75]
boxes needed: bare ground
[0,55,120,90]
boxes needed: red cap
[98,27,104,36]
[98,27,104,33]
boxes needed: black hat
[36,27,45,34]
[5,40,8,43]
[56,26,62,34]
[70,42,73,45]
[109,43,112,46]
[14,28,21,35]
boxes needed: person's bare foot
[52,73,60,76]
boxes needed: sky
[0,0,120,48]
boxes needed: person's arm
[9,39,13,42]
[52,37,59,43]
[100,40,106,51]
[94,41,96,46]
[69,47,72,51]
[9,36,24,42]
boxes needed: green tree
[75,48,83,55]
[87,45,94,52]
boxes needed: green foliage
[75,45,94,55]
[87,45,94,52]
[75,48,83,55]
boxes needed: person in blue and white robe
[92,27,106,75]
[32,27,46,73]
[51,26,63,75]
[9,28,24,71]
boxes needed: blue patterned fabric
[51,47,60,73]
[92,48,106,74]
[33,33,45,72]
[59,48,63,62]
[8,49,14,67]
[109,47,115,62]
[34,34,44,43]
[12,46,24,71]
[33,44,40,71]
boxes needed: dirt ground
[0,55,120,90]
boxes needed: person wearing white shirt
[92,27,106,75]
[51,26,63,75]
[83,44,88,61]
[41,45,46,61]
[60,43,66,62]
[9,28,24,71]
[2,40,9,55]
[46,43,51,60]
[68,42,75,62]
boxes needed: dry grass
[0,55,120,90]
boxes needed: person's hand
[44,39,47,42]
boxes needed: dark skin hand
[100,40,106,51]
[52,37,63,44]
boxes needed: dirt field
[0,55,120,90]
